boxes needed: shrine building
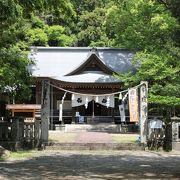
[28,47,136,125]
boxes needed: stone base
[58,124,139,133]
[172,142,180,151]
[46,142,143,151]
[0,146,10,158]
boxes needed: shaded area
[0,151,180,179]
[99,50,136,74]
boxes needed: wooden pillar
[50,86,54,130]
[41,80,50,144]
[72,107,76,124]
[33,110,35,118]
[112,107,115,123]
[12,110,14,117]
[140,81,148,144]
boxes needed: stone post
[41,80,50,145]
[34,119,41,147]
[140,81,148,144]
[11,118,20,150]
[11,118,19,141]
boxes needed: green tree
[0,47,31,103]
[157,0,180,46]
[77,7,112,46]
[26,16,76,47]
[27,28,48,46]
[110,0,180,132]
[106,0,178,50]
[0,0,75,102]
[47,25,76,46]
[71,0,113,46]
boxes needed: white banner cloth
[72,94,114,108]
[72,94,93,107]
[128,88,139,122]
[96,95,114,108]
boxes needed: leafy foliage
[72,0,113,46]
[111,0,180,119]
[0,0,76,102]
[106,0,178,50]
[0,47,31,102]
[0,0,180,112]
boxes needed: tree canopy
[110,0,180,119]
[0,0,75,102]
[0,0,180,117]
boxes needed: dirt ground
[0,150,180,180]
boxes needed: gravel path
[75,132,112,143]
[0,150,180,180]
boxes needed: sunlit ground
[48,131,139,143]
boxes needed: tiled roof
[28,47,136,83]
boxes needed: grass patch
[8,150,37,160]
[1,150,37,161]
[49,132,77,143]
[111,134,139,143]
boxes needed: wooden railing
[0,117,41,150]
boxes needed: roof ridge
[30,46,131,51]
[65,48,115,76]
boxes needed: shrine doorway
[85,100,101,116]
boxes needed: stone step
[58,124,139,133]
[46,142,143,151]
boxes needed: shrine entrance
[73,99,114,124]
[40,80,148,145]
[85,101,101,116]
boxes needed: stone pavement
[75,132,112,143]
[0,150,180,180]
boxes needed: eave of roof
[61,71,119,83]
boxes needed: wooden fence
[0,117,41,151]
